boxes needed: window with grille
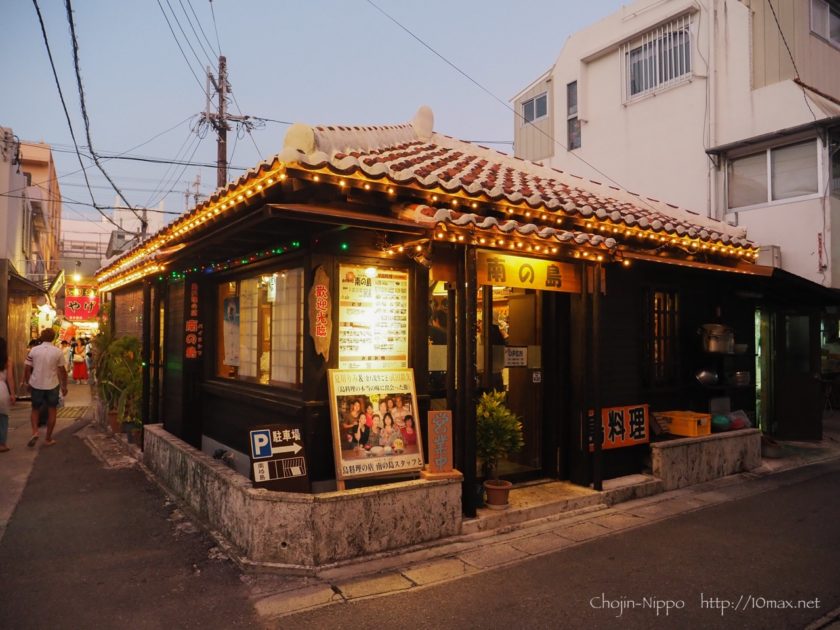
[645,289,680,387]
[621,14,692,101]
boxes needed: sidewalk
[1,398,839,625]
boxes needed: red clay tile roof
[277,106,751,249]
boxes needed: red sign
[64,295,100,321]
[589,404,649,451]
[185,282,203,360]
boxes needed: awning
[8,269,47,296]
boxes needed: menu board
[338,265,408,370]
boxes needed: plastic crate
[653,411,711,437]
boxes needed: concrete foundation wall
[143,425,462,570]
[650,429,761,491]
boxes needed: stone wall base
[143,424,462,571]
[650,428,761,491]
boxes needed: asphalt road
[280,460,840,630]
[0,419,258,629]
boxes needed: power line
[765,0,818,123]
[31,0,122,232]
[155,0,212,98]
[65,0,146,230]
[182,0,218,60]
[365,0,662,215]
[209,0,222,54]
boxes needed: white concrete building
[514,0,840,286]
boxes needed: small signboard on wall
[588,404,650,451]
[426,410,453,474]
[248,424,310,492]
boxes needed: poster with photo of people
[328,368,423,480]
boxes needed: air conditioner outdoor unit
[757,245,782,268]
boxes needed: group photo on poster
[328,369,423,480]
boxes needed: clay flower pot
[483,479,513,510]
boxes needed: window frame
[566,81,581,150]
[726,137,824,212]
[621,14,693,103]
[811,0,840,49]
[522,92,548,125]
[643,287,680,389]
[215,265,305,390]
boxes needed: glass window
[566,82,580,150]
[522,93,547,124]
[566,82,578,116]
[646,289,679,387]
[728,140,820,209]
[216,268,303,388]
[624,15,692,100]
[567,117,581,150]
[772,141,819,200]
[831,128,840,198]
[728,152,768,208]
[812,0,840,46]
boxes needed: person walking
[72,340,88,384]
[23,329,67,447]
[0,336,16,453]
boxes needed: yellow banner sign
[476,250,588,293]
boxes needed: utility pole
[200,55,254,189]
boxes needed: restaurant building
[97,107,822,569]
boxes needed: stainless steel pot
[699,324,734,354]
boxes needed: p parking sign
[250,429,272,459]
[247,424,310,492]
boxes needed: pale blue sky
[2,0,624,226]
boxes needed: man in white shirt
[23,328,68,447]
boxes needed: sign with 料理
[588,404,649,451]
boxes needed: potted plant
[99,336,142,442]
[476,390,524,509]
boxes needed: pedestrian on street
[0,336,16,453]
[23,329,67,447]
[72,340,88,384]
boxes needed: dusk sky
[3,0,625,227]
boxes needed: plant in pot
[476,390,524,510]
[99,336,142,442]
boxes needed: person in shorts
[23,329,68,447]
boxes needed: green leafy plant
[476,390,524,481]
[99,336,142,427]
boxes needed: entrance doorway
[477,286,545,479]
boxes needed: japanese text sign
[328,368,424,481]
[427,410,453,474]
[589,404,649,451]
[184,282,203,360]
[307,265,332,361]
[248,424,310,492]
[64,294,100,321]
[476,250,605,294]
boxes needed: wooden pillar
[481,284,492,389]
[141,279,151,426]
[464,246,478,516]
[446,283,456,412]
[151,280,163,423]
[592,263,603,491]
[0,259,8,341]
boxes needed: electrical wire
[143,126,202,207]
[765,0,818,122]
[155,0,212,99]
[364,0,661,215]
[178,0,216,67]
[185,0,218,58]
[31,0,122,232]
[65,0,145,228]
[209,0,222,55]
